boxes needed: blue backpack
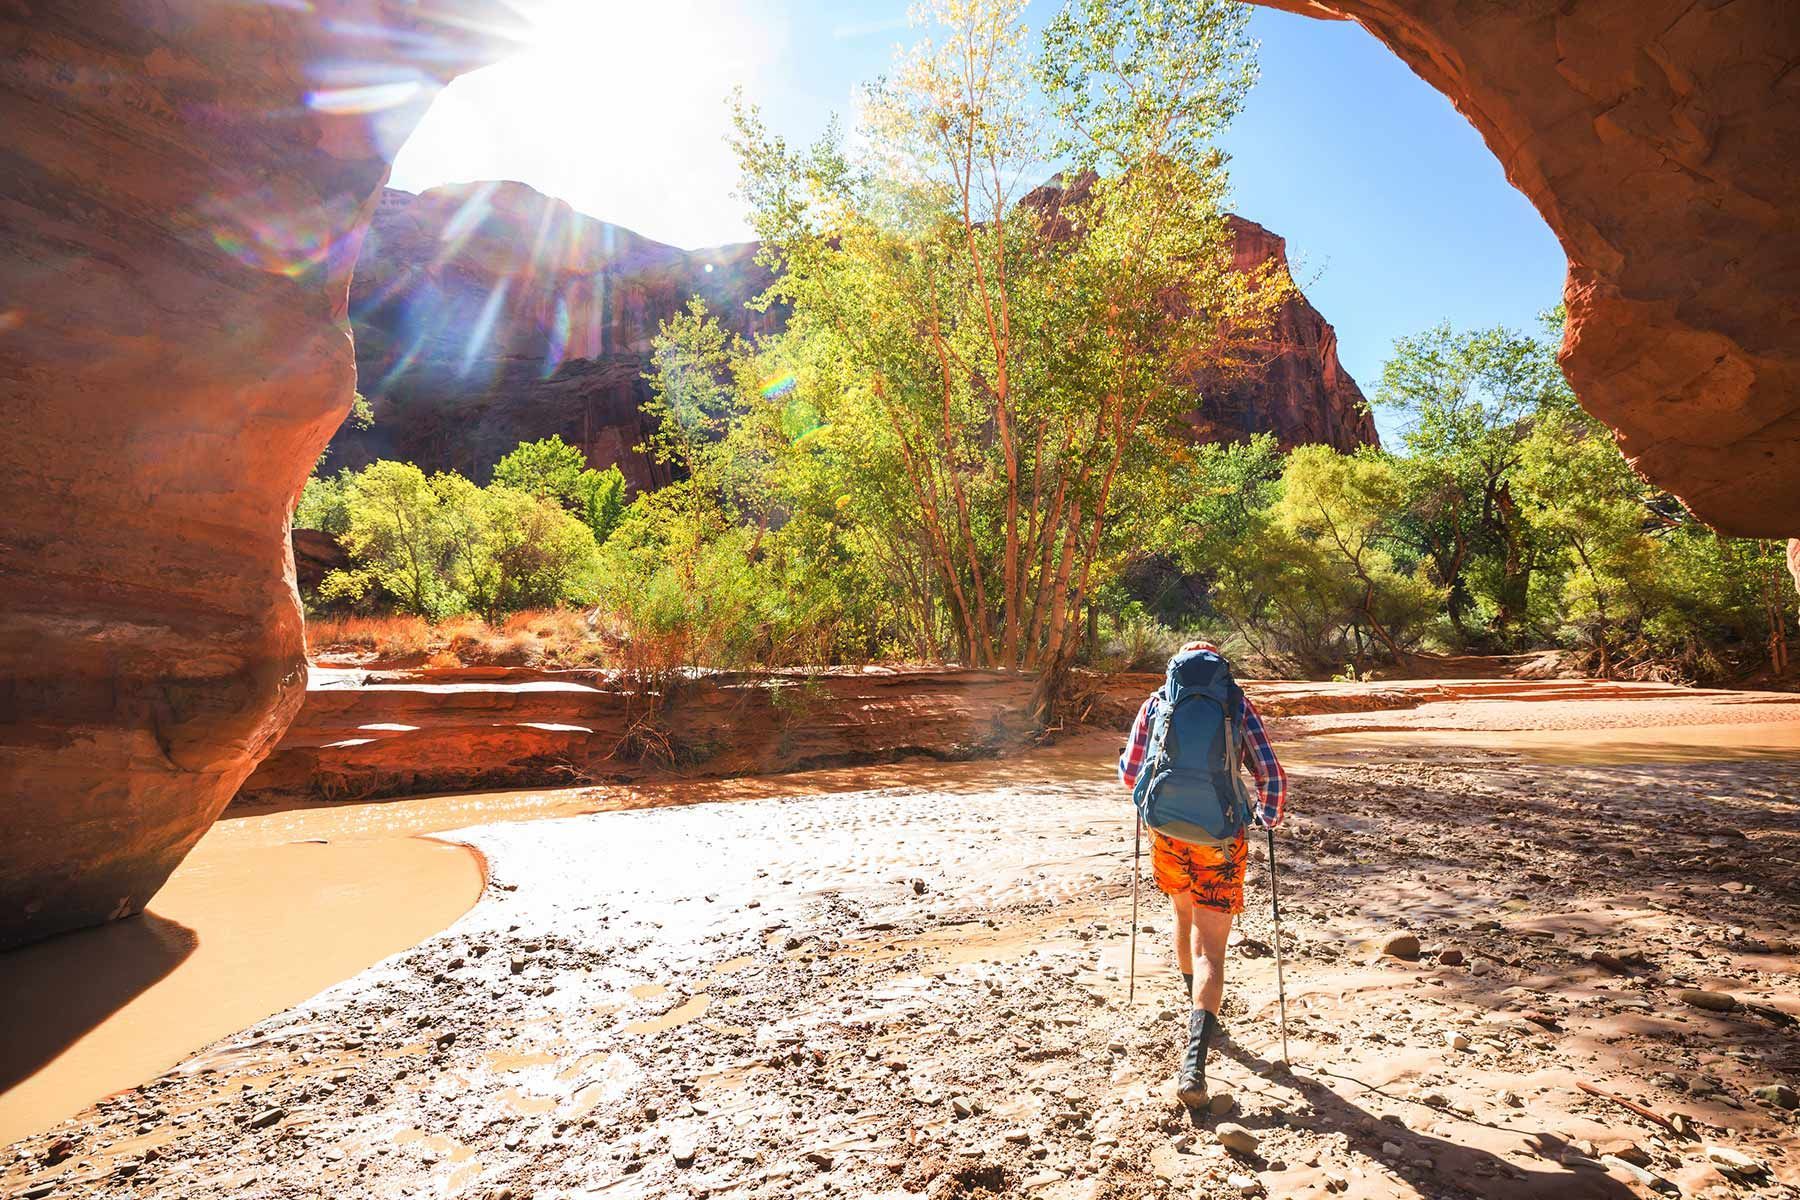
[1131,648,1255,846]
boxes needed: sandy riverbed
[2,679,1797,1200]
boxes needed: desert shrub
[302,613,431,660]
[311,459,602,620]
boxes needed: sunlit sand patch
[498,1087,557,1115]
[394,1128,474,1162]
[1307,719,1800,764]
[484,1049,558,1072]
[624,995,710,1035]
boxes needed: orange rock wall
[1253,0,1800,536]
[0,2,513,949]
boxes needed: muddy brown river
[3,678,1797,1199]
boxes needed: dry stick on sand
[1576,1081,1681,1134]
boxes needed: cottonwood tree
[696,0,1283,710]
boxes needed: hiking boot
[1176,1008,1220,1108]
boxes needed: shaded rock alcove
[0,0,1796,949]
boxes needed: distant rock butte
[1191,214,1378,453]
[328,181,1374,488]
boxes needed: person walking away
[1119,641,1286,1108]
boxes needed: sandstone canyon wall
[1187,215,1378,452]
[329,183,778,493]
[326,184,1373,491]
[1253,0,1800,537]
[0,1,513,950]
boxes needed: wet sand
[0,828,483,1145]
[3,679,1798,1199]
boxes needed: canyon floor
[4,680,1799,1200]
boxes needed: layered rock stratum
[326,182,1376,487]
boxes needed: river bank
[3,680,1797,1199]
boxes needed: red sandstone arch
[1,0,1796,949]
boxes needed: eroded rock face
[1186,215,1379,452]
[0,2,513,949]
[327,184,776,492]
[329,181,1373,492]
[1253,0,1800,536]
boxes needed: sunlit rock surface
[1253,0,1800,535]
[1186,215,1379,452]
[327,183,778,493]
[0,1,516,950]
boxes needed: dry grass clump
[305,614,432,661]
[304,607,619,669]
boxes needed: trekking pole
[1266,825,1290,1065]
[1128,817,1142,1004]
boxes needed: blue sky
[391,1,1568,445]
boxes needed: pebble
[1704,1145,1765,1176]
[1323,1171,1348,1193]
[249,1107,286,1129]
[1676,988,1738,1013]
[1207,1092,1236,1116]
[1215,1123,1258,1155]
[1381,1140,1404,1158]
[1228,1171,1262,1195]
[1380,933,1421,961]
[1603,1155,1677,1193]
[1445,1031,1470,1051]
[1438,948,1465,966]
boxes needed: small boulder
[1380,933,1421,961]
[1445,1031,1470,1051]
[1216,1123,1259,1155]
[1704,1145,1766,1177]
[1677,988,1738,1013]
[1208,1091,1236,1116]
[1438,948,1465,967]
[1228,1172,1263,1196]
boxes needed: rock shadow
[0,911,197,1096]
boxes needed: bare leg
[1186,899,1233,1014]
[1169,894,1195,989]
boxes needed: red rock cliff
[1186,215,1378,452]
[333,183,1374,488]
[329,183,776,493]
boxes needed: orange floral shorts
[1151,831,1247,914]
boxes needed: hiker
[1119,640,1286,1108]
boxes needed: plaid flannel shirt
[1117,689,1287,829]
